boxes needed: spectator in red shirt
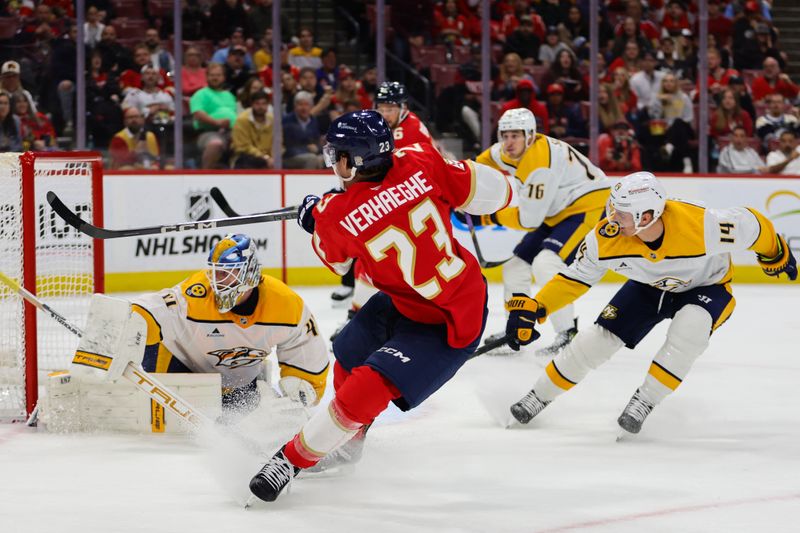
[612,67,638,114]
[661,0,692,37]
[501,0,546,43]
[607,40,642,80]
[12,94,56,150]
[598,119,642,171]
[707,0,733,48]
[751,57,800,103]
[330,67,373,119]
[499,78,550,134]
[614,1,659,44]
[434,0,471,45]
[119,44,173,97]
[181,46,207,97]
[611,17,653,59]
[710,87,754,139]
[695,47,739,99]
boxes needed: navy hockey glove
[297,195,321,235]
[504,293,547,351]
[453,211,500,227]
[757,235,797,281]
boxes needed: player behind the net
[329,81,438,338]
[505,172,797,435]
[462,107,610,357]
[248,110,513,502]
[131,234,329,414]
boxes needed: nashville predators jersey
[131,271,329,395]
[475,142,519,176]
[498,135,610,230]
[535,200,784,315]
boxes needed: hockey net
[0,152,103,421]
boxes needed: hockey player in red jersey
[375,81,433,148]
[249,110,513,502]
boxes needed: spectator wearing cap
[503,14,542,63]
[541,49,586,102]
[109,107,160,170]
[331,68,372,118]
[629,50,665,111]
[212,28,255,70]
[0,92,23,152]
[232,89,274,169]
[766,130,800,175]
[190,63,238,168]
[499,78,550,134]
[223,45,252,95]
[288,28,324,70]
[501,2,546,43]
[598,119,642,172]
[708,0,733,48]
[282,91,323,169]
[648,73,694,173]
[675,28,698,80]
[316,48,338,91]
[656,37,686,78]
[717,125,766,173]
[732,1,766,70]
[751,58,799,103]
[144,28,175,73]
[209,0,248,43]
[545,83,587,139]
[755,94,799,147]
[537,26,570,67]
[120,44,174,97]
[752,22,783,70]
[0,62,38,116]
[122,65,175,121]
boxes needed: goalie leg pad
[532,249,575,333]
[533,324,624,402]
[640,304,711,405]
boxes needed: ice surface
[2,284,799,533]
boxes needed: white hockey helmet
[608,172,667,235]
[497,107,537,151]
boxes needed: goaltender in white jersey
[469,108,609,356]
[132,234,329,410]
[504,172,798,435]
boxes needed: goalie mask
[607,172,667,235]
[206,234,262,313]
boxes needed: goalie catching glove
[504,294,547,351]
[757,234,797,280]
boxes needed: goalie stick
[208,187,302,219]
[47,191,298,240]
[0,270,214,432]
[465,216,509,269]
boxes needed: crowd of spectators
[0,0,798,175]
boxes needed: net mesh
[0,153,97,420]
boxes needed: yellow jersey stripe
[713,283,736,331]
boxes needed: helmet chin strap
[335,164,358,188]
[633,215,659,236]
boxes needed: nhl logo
[187,191,211,221]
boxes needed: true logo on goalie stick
[209,346,269,368]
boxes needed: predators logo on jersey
[598,222,620,238]
[209,346,269,368]
[651,277,691,291]
[185,283,207,298]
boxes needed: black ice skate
[329,308,356,343]
[330,285,354,307]
[307,423,371,473]
[535,319,578,358]
[249,447,300,502]
[510,389,550,424]
[617,389,654,435]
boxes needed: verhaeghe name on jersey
[339,171,433,237]
[135,235,269,257]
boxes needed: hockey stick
[469,334,511,359]
[209,187,299,219]
[0,270,214,432]
[465,216,509,269]
[47,191,299,240]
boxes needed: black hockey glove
[757,235,797,281]
[504,293,547,351]
[453,211,500,227]
[297,194,321,235]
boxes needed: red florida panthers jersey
[393,112,433,148]
[312,143,501,348]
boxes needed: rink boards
[93,171,800,292]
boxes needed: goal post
[0,151,104,421]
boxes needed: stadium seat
[0,17,19,40]
[111,18,150,39]
[112,0,145,19]
[430,64,460,96]
[452,45,471,64]
[147,0,173,18]
[411,45,446,69]
[524,64,548,91]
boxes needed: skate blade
[244,495,257,509]
[616,429,635,442]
